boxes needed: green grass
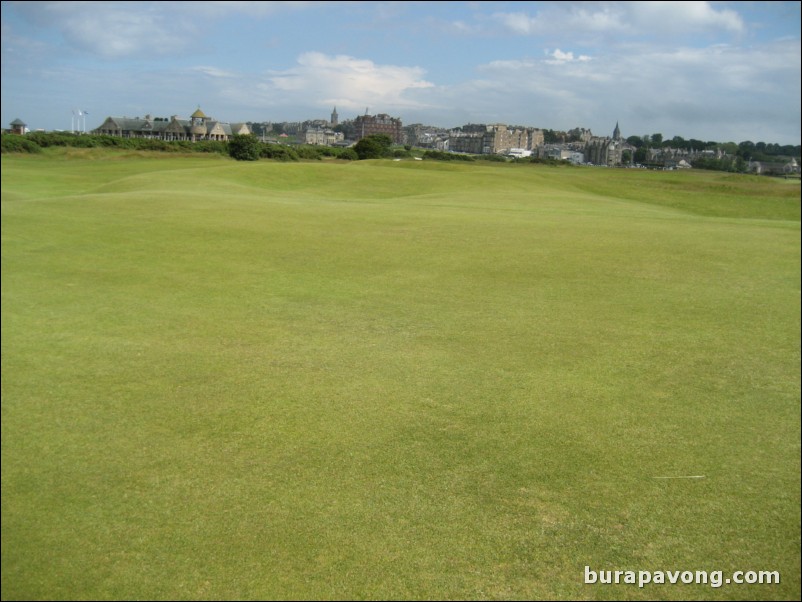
[2,149,800,600]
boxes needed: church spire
[613,121,621,140]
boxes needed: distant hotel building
[353,113,403,144]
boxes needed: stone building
[304,127,345,146]
[448,131,484,154]
[353,113,403,144]
[449,124,544,155]
[584,122,633,166]
[404,124,449,150]
[94,107,250,141]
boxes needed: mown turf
[2,150,800,600]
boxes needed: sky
[1,1,800,144]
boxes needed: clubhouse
[94,107,250,142]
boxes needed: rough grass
[2,151,800,600]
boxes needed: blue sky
[2,1,800,144]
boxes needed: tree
[670,135,687,149]
[737,140,755,158]
[651,133,663,147]
[626,135,644,148]
[543,129,561,144]
[353,134,393,159]
[228,134,261,161]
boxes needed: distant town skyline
[1,1,800,145]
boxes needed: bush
[260,144,299,161]
[423,150,475,162]
[228,134,261,161]
[193,140,229,155]
[338,148,358,161]
[294,145,324,160]
[354,134,393,159]
[1,134,42,154]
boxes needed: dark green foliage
[528,156,572,166]
[354,134,393,159]
[192,140,228,154]
[0,133,42,153]
[423,150,475,162]
[294,145,323,160]
[260,144,299,161]
[626,135,644,148]
[691,155,747,173]
[228,134,261,161]
[338,148,358,161]
[542,129,562,143]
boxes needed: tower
[331,106,338,127]
[613,121,621,141]
[190,106,207,141]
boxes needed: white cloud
[12,1,197,58]
[458,38,799,142]
[7,1,327,59]
[492,1,745,38]
[628,1,744,34]
[192,66,238,79]
[547,49,593,63]
[258,52,435,112]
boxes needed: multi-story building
[404,124,449,149]
[304,127,345,146]
[585,122,634,166]
[94,107,250,141]
[353,113,403,144]
[448,131,484,154]
[449,124,544,155]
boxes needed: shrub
[260,144,299,161]
[1,134,42,154]
[354,134,393,160]
[423,150,476,162]
[228,134,261,161]
[295,145,324,160]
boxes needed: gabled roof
[99,116,186,134]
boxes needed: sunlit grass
[2,151,800,600]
